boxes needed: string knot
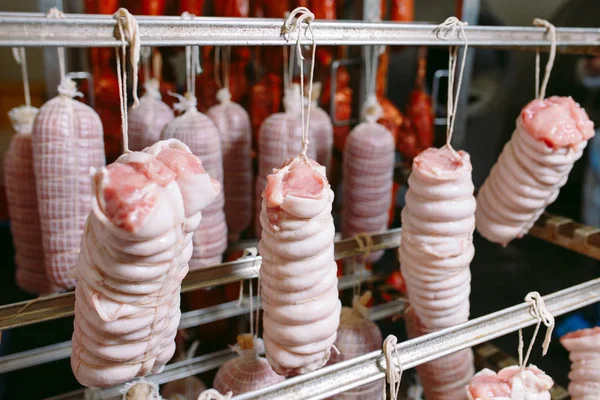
[525,292,555,355]
[46,7,65,18]
[197,389,233,400]
[113,8,140,108]
[216,87,232,104]
[231,336,264,359]
[382,335,402,400]
[143,78,161,100]
[361,94,383,123]
[434,16,468,40]
[281,7,315,41]
[171,91,198,113]
[532,19,557,100]
[352,291,372,319]
[57,78,83,99]
[8,105,38,134]
[120,378,160,400]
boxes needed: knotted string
[140,47,161,99]
[170,12,201,113]
[235,248,261,337]
[434,17,468,155]
[197,389,233,400]
[352,233,374,298]
[12,48,30,107]
[113,8,141,154]
[120,378,160,400]
[214,46,232,103]
[533,19,557,100]
[382,335,403,400]
[362,45,384,123]
[46,8,82,99]
[9,47,39,134]
[282,7,317,159]
[518,291,555,371]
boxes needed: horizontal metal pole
[83,298,406,400]
[234,277,600,400]
[0,12,599,52]
[0,270,381,374]
[0,229,400,331]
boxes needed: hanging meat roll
[476,96,594,245]
[255,84,316,237]
[207,86,253,241]
[32,78,105,290]
[259,156,340,375]
[560,327,600,400]
[128,78,174,151]
[5,105,59,295]
[213,334,285,395]
[161,94,228,269]
[71,140,221,387]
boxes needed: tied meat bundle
[213,334,285,395]
[560,327,600,399]
[476,96,594,245]
[255,84,316,237]
[32,80,106,289]
[161,95,228,269]
[467,366,554,400]
[259,156,340,375]
[128,78,174,151]
[5,105,59,294]
[71,140,220,387]
[207,87,253,241]
[341,120,395,264]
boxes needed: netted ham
[405,307,474,400]
[476,96,594,246]
[328,293,383,400]
[4,106,58,295]
[258,156,340,375]
[307,83,333,175]
[32,83,106,289]
[207,88,253,241]
[399,146,475,330]
[71,139,220,388]
[467,365,554,400]
[255,85,316,237]
[161,98,227,269]
[213,334,285,395]
[341,121,395,264]
[128,78,174,151]
[560,327,600,399]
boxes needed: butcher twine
[46,8,82,99]
[352,233,375,298]
[214,46,233,103]
[121,378,160,400]
[235,248,262,338]
[140,47,161,100]
[197,388,233,400]
[361,45,384,123]
[433,17,468,155]
[533,19,557,100]
[113,8,141,153]
[9,48,38,133]
[518,291,555,371]
[382,335,403,400]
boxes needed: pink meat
[207,92,253,241]
[328,301,383,399]
[467,365,553,400]
[255,86,317,237]
[476,96,594,246]
[5,106,59,295]
[341,121,395,263]
[128,79,174,151]
[213,338,285,395]
[71,139,220,388]
[560,327,600,399]
[161,105,227,269]
[399,147,475,330]
[32,92,106,289]
[405,307,474,400]
[259,156,340,375]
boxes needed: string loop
[433,17,468,153]
[120,378,160,400]
[169,91,198,114]
[533,19,557,100]
[518,291,555,370]
[362,45,384,123]
[382,335,402,400]
[46,8,82,99]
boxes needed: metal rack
[0,9,599,400]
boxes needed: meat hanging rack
[0,9,600,400]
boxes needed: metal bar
[0,229,400,331]
[0,13,599,51]
[83,298,406,400]
[234,278,600,400]
[0,270,382,374]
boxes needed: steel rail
[0,12,598,52]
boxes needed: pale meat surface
[32,95,106,289]
[560,327,600,400]
[259,156,340,375]
[467,366,553,400]
[207,99,253,241]
[341,121,395,263]
[128,81,174,151]
[476,96,594,245]
[71,140,219,388]
[161,109,227,269]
